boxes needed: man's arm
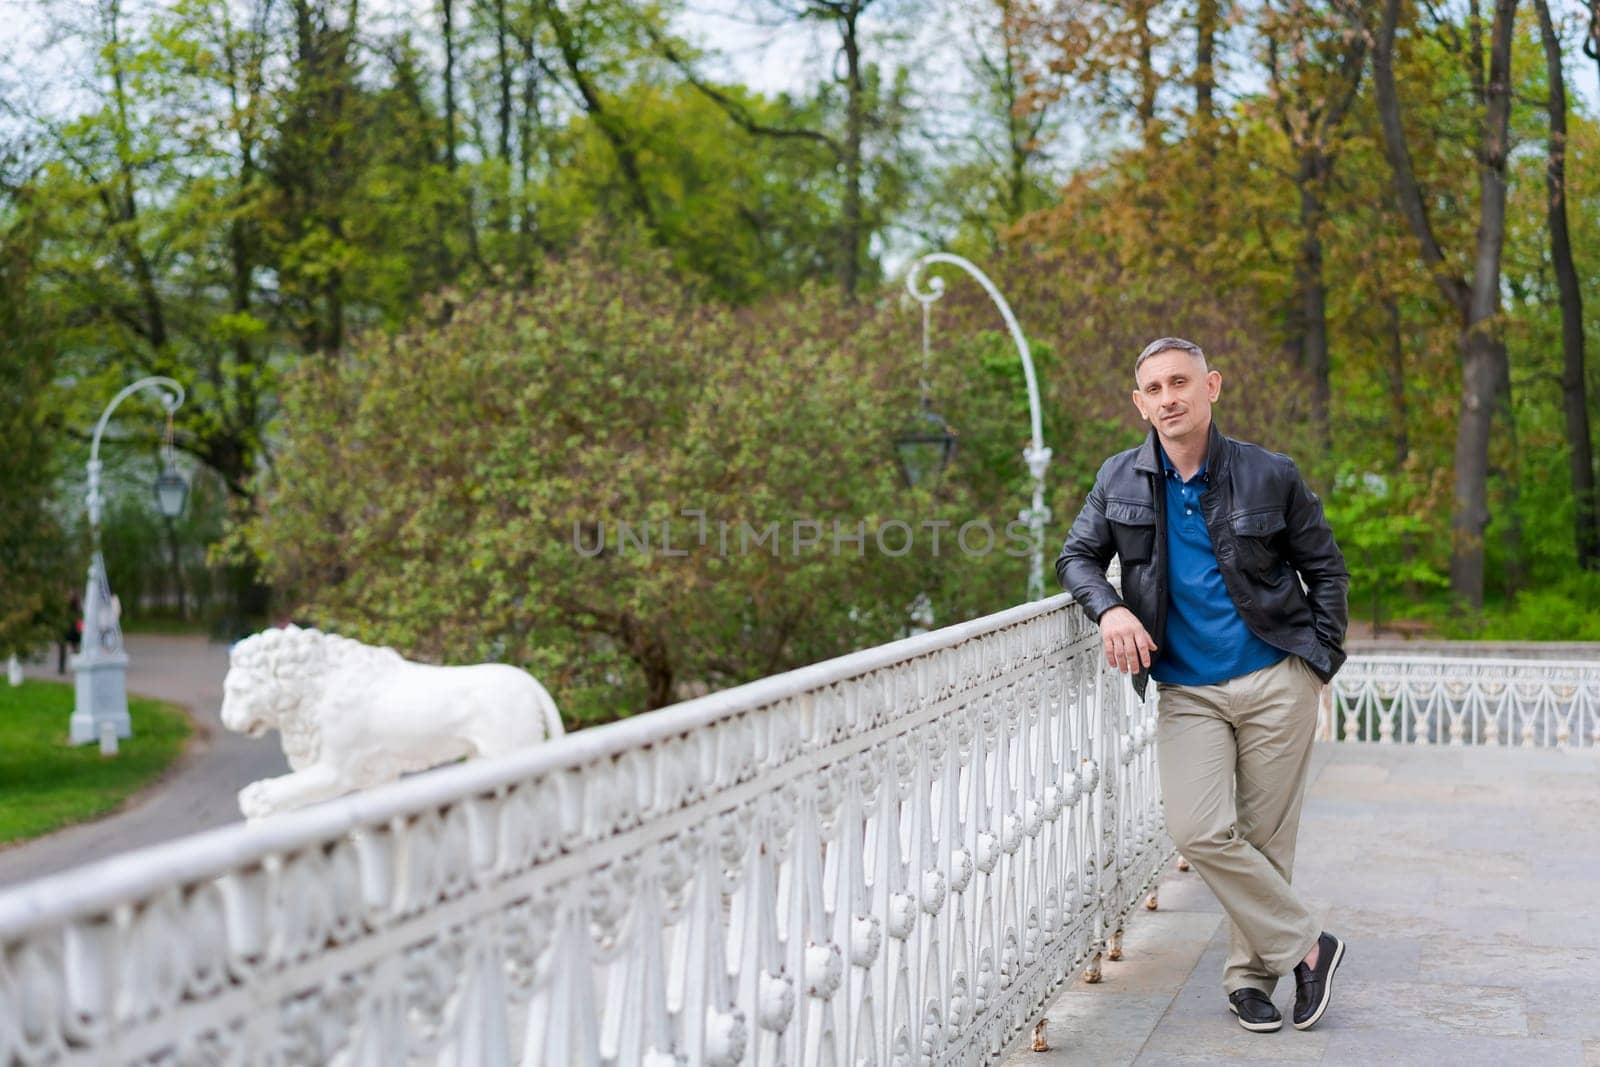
[1283,461,1350,660]
[1056,470,1126,622]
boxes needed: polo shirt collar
[1137,421,1225,480]
[1157,439,1208,483]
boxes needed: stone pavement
[0,633,287,887]
[1003,742,1600,1066]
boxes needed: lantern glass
[153,465,189,518]
[894,410,957,489]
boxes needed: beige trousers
[1154,653,1323,995]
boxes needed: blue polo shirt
[1150,443,1285,686]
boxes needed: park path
[0,633,287,887]
[1000,742,1600,1066]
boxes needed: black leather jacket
[1056,422,1350,700]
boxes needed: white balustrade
[1331,654,1600,748]
[0,593,1169,1066]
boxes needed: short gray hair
[1134,337,1206,385]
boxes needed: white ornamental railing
[0,593,1169,1067]
[1329,655,1600,748]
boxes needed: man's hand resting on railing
[1099,606,1157,674]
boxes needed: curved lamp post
[70,376,187,746]
[905,253,1052,601]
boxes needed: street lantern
[153,412,189,519]
[894,403,958,489]
[905,253,1052,601]
[153,464,189,518]
[71,377,186,746]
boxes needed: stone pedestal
[70,648,131,745]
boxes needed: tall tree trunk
[1385,297,1409,467]
[623,615,674,711]
[1451,330,1499,605]
[1267,12,1363,462]
[1000,0,1029,223]
[282,0,358,357]
[1484,344,1525,600]
[1384,296,1421,596]
[491,0,513,235]
[1194,0,1219,150]
[104,0,169,353]
[1588,0,1600,95]
[1134,0,1159,148]
[1370,0,1517,609]
[1296,168,1331,451]
[221,0,264,489]
[321,1,353,355]
[647,0,873,293]
[517,29,541,261]
[840,1,865,299]
[440,0,480,265]
[1458,0,1517,606]
[1536,0,1599,569]
[441,0,459,172]
[544,2,659,234]
[494,0,512,166]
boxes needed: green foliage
[14,0,286,501]
[1420,573,1600,641]
[1323,465,1449,629]
[238,237,1011,721]
[0,217,77,659]
[0,681,191,846]
[1005,2,1600,616]
[9,0,1600,657]
[533,82,843,301]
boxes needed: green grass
[0,680,192,847]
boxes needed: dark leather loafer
[1227,987,1283,1032]
[1292,931,1346,1030]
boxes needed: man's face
[1131,349,1222,445]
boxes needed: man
[1055,337,1350,1033]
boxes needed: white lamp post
[70,377,187,745]
[905,253,1052,601]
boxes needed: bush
[235,238,1005,723]
[1432,572,1600,641]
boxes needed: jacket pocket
[1107,500,1157,564]
[1229,509,1286,578]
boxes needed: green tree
[1365,0,1521,609]
[653,0,917,298]
[913,0,1073,256]
[8,0,282,498]
[0,205,75,659]
[534,83,843,300]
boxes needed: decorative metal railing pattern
[1330,655,1600,748]
[0,594,1169,1067]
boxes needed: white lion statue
[221,625,564,820]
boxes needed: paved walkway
[1004,742,1600,1066]
[0,634,287,887]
